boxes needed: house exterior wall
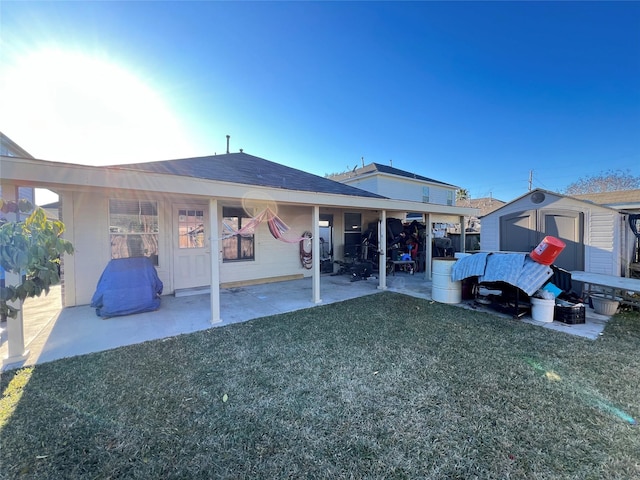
[342,175,456,206]
[68,190,174,305]
[481,191,621,275]
[219,204,314,284]
[65,191,319,305]
[68,191,112,305]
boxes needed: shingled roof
[456,197,506,217]
[329,162,456,187]
[570,189,640,207]
[112,153,386,199]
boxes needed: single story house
[1,151,478,331]
[480,188,639,277]
[455,196,507,233]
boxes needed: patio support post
[459,215,466,253]
[209,198,222,323]
[378,210,387,290]
[312,205,321,304]
[60,191,76,306]
[1,182,29,366]
[425,213,432,280]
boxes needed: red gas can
[530,236,566,265]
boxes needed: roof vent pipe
[226,135,230,154]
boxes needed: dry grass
[1,292,639,479]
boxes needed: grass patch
[1,292,639,479]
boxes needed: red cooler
[530,236,566,265]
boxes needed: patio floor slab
[1,272,610,371]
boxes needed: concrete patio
[1,272,611,371]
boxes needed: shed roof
[114,153,386,199]
[481,188,624,218]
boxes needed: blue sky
[1,1,639,202]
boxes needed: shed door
[499,208,584,271]
[540,210,584,271]
[500,210,537,253]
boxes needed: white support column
[209,198,222,323]
[378,210,387,290]
[425,213,432,280]
[312,206,321,304]
[459,215,466,253]
[1,182,29,367]
[60,191,76,307]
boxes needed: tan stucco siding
[218,205,314,284]
[69,190,175,305]
[70,192,111,305]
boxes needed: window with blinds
[109,199,159,265]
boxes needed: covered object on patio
[91,257,163,318]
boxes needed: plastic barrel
[530,236,566,265]
[432,258,461,304]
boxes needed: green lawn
[1,292,639,479]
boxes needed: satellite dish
[531,192,546,204]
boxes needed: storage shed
[480,189,633,276]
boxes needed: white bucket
[432,258,461,304]
[530,297,555,323]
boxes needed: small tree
[456,188,470,202]
[0,198,74,319]
[563,169,640,195]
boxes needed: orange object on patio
[530,236,566,265]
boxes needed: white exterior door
[173,205,211,290]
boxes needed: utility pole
[528,170,533,191]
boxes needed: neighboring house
[329,162,459,206]
[481,188,638,277]
[571,189,640,214]
[39,201,60,220]
[453,196,506,253]
[0,132,35,208]
[0,133,35,322]
[328,162,463,237]
[1,151,477,323]
[455,196,506,232]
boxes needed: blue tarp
[91,257,163,318]
[451,252,554,296]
